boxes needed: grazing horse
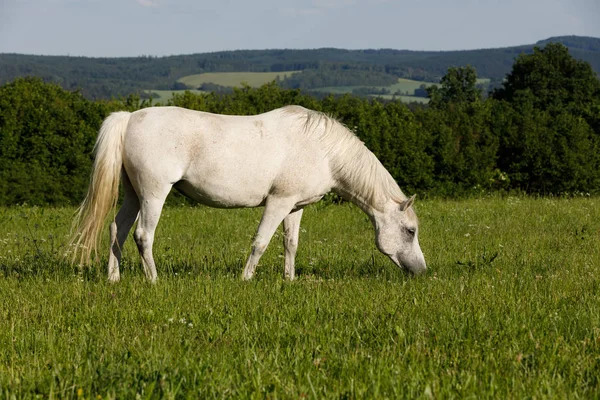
[72,106,426,282]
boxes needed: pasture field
[1,197,600,398]
[312,78,438,103]
[313,77,438,96]
[312,77,490,103]
[177,71,302,89]
[170,75,440,103]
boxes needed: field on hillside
[312,77,435,94]
[177,71,302,89]
[313,77,490,102]
[146,75,446,104]
[312,77,439,103]
[1,197,599,398]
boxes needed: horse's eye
[406,227,416,236]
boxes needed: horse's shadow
[0,253,411,282]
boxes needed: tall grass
[1,197,599,398]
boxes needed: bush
[2,44,600,207]
[0,77,107,205]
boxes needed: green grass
[177,71,302,89]
[1,197,600,398]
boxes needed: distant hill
[1,35,599,100]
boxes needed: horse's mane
[280,106,406,208]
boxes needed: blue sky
[1,0,599,57]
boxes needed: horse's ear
[400,194,416,211]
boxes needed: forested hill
[1,35,599,100]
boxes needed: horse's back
[122,107,333,208]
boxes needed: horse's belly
[177,141,286,207]
[173,179,268,208]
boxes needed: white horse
[72,105,426,282]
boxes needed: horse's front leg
[283,208,303,280]
[242,197,296,280]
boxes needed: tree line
[1,36,599,100]
[1,43,599,206]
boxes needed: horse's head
[373,195,426,275]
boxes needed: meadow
[177,71,302,89]
[149,75,442,104]
[144,72,302,104]
[311,77,437,103]
[1,196,599,398]
[314,78,490,102]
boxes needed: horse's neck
[329,152,404,218]
[331,165,390,219]
[332,186,379,219]
[314,116,402,215]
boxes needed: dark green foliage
[320,95,434,194]
[491,97,600,193]
[0,77,106,205]
[427,66,482,107]
[197,82,233,94]
[1,42,599,205]
[492,43,600,116]
[2,36,599,100]
[418,67,499,194]
[414,84,428,97]
[491,44,600,193]
[416,103,499,195]
[0,54,177,99]
[168,82,320,115]
[280,67,398,90]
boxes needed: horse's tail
[71,111,132,265]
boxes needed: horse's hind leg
[134,185,171,283]
[242,197,296,280]
[283,208,303,281]
[108,172,139,282]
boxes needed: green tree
[490,92,600,193]
[419,66,498,194]
[492,43,600,120]
[490,43,600,193]
[427,66,482,108]
[0,77,106,205]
